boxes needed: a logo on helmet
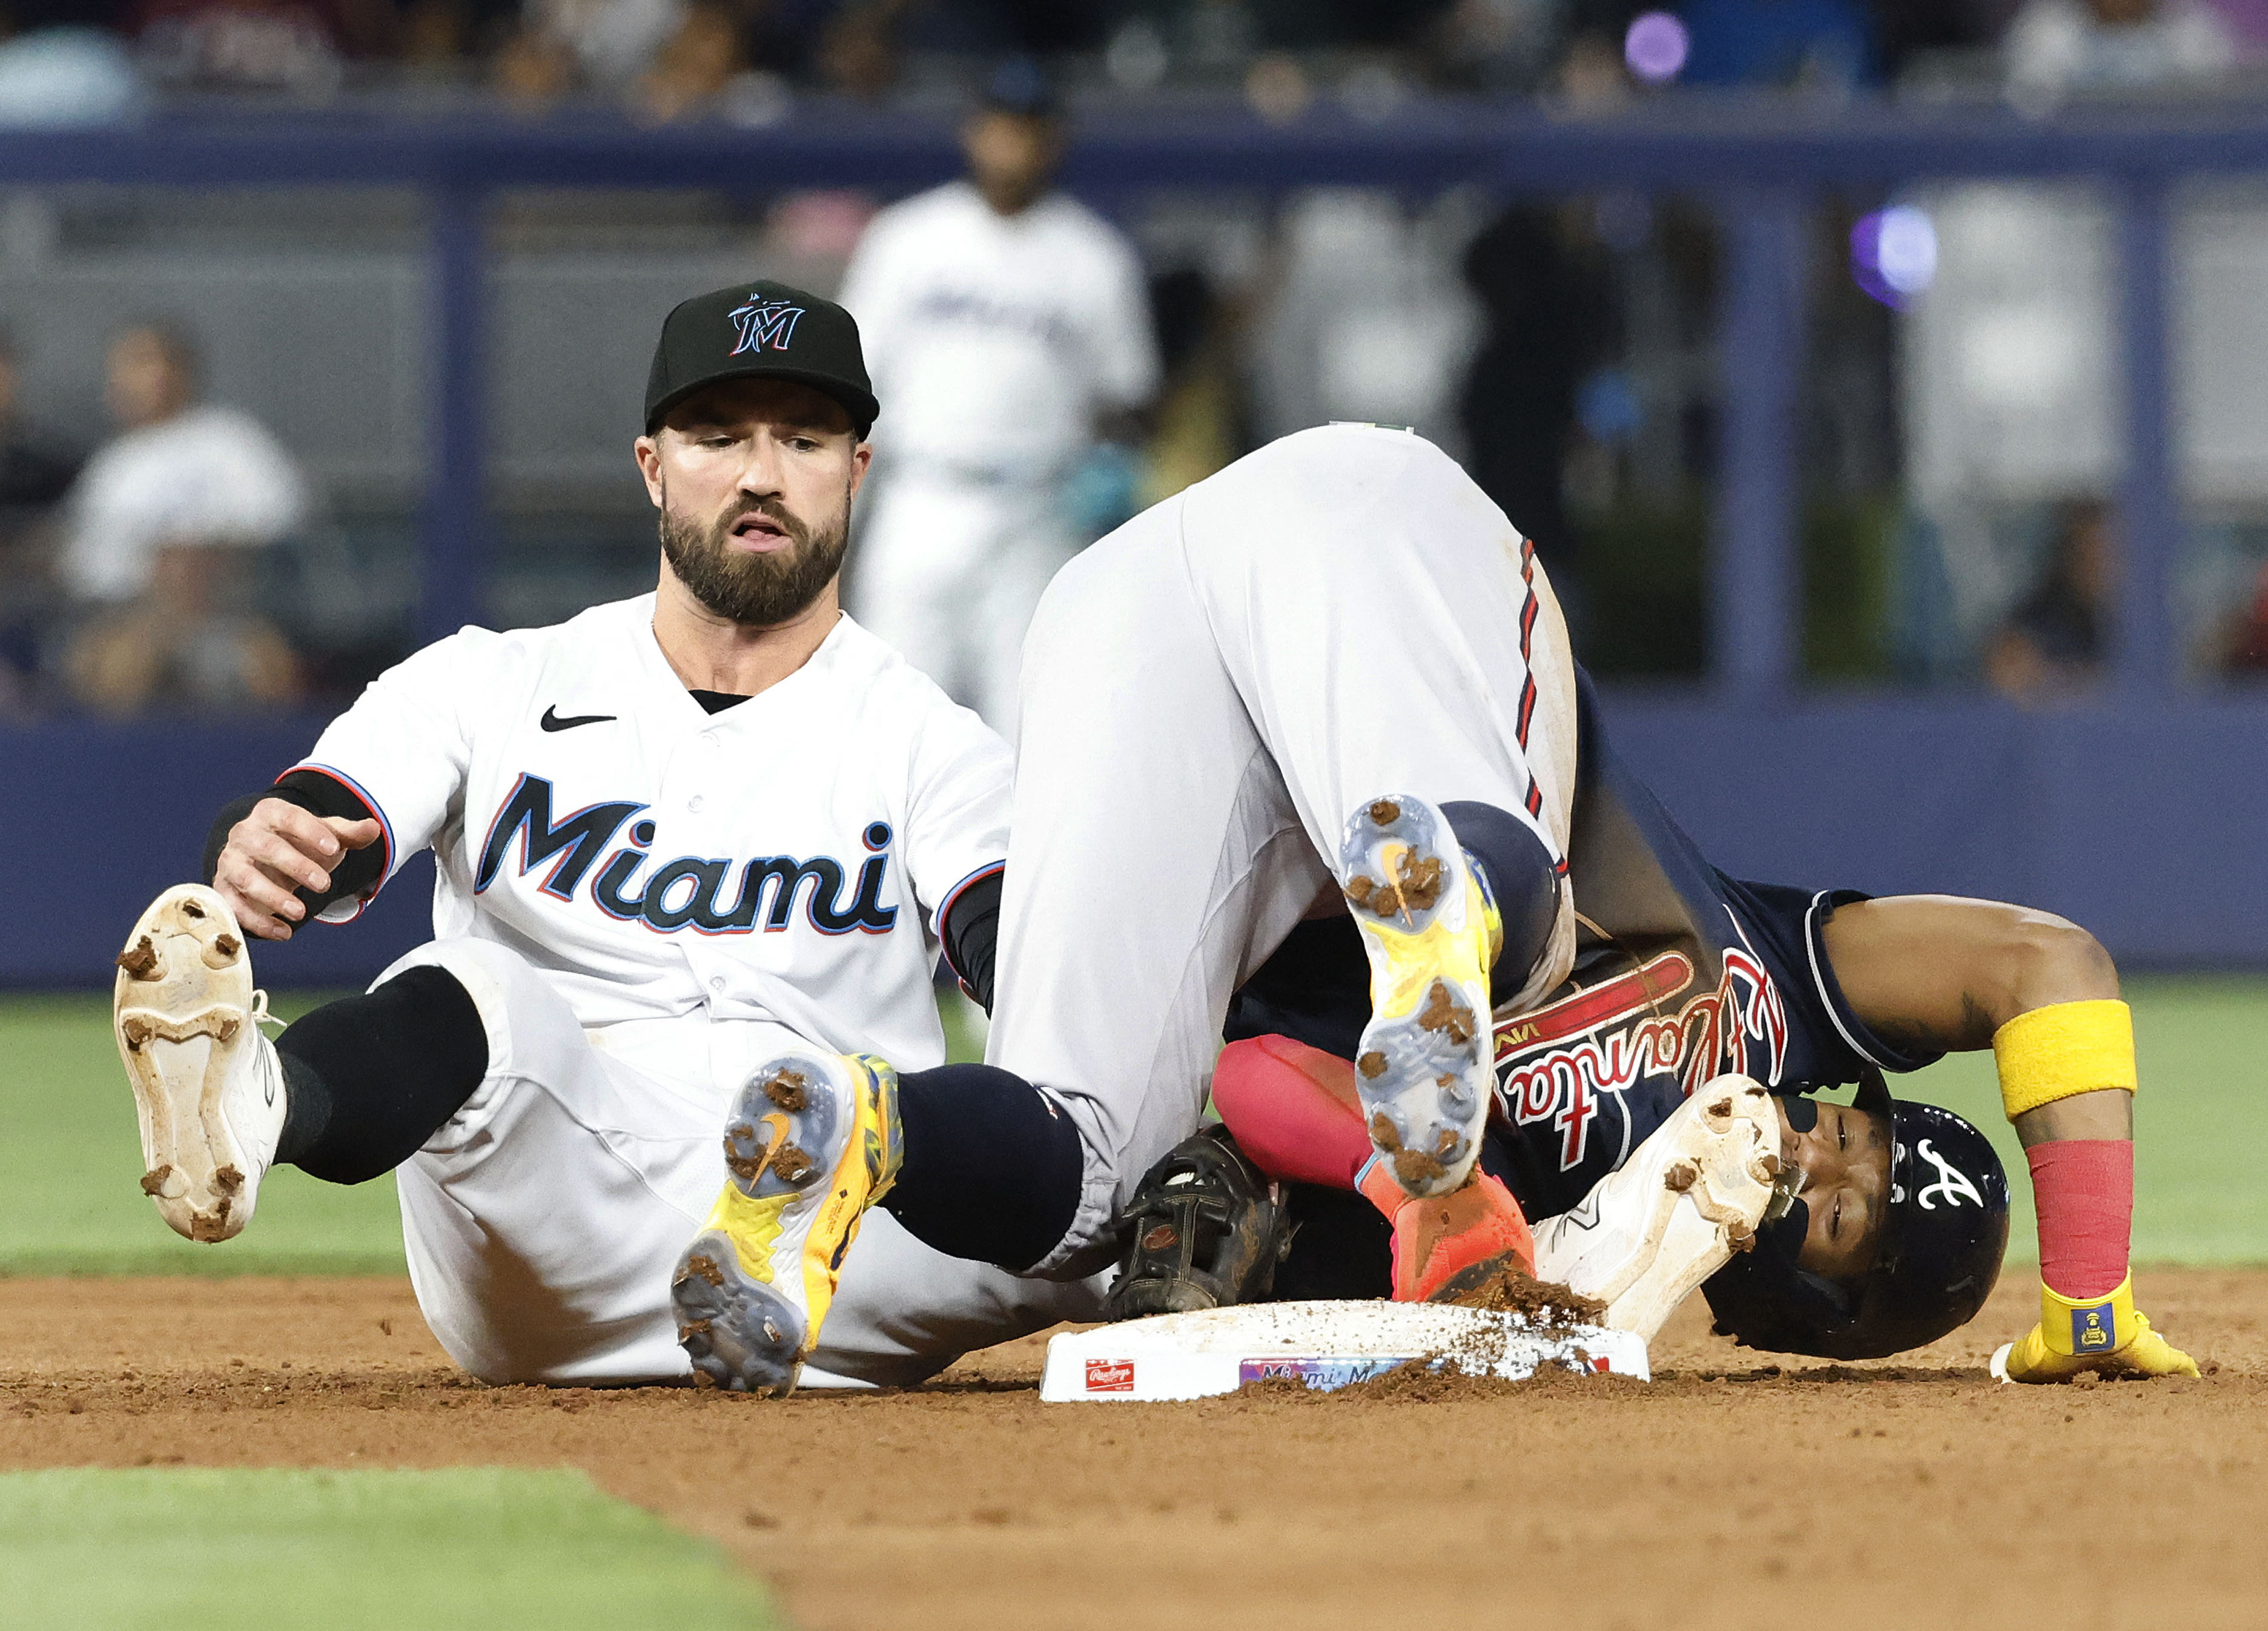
[728,296,804,356]
[1913,1138,1983,1211]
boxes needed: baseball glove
[1102,1124,1294,1319]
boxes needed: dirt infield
[3,1271,2263,1630]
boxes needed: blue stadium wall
[5,695,2261,986]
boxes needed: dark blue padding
[1441,799,1561,1004]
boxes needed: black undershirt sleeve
[937,869,1003,1014]
[202,770,387,919]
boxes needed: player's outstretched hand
[212,796,383,942]
[1991,1277,2200,1383]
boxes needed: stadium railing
[4,101,2264,979]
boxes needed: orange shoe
[1357,1157,1535,1303]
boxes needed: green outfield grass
[0,981,2258,1276]
[0,993,408,1276]
[0,1468,777,1629]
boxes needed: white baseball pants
[379,938,1104,1388]
[987,424,1579,1278]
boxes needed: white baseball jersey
[290,593,1008,1070]
[268,592,1090,1389]
[839,180,1159,476]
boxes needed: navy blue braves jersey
[1224,667,1940,1225]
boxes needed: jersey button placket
[688,731,719,815]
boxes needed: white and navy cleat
[1339,794,1501,1200]
[111,884,286,1243]
[1533,1073,1784,1343]
[672,1051,902,1397]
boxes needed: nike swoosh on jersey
[540,706,617,732]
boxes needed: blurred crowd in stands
[0,320,310,713]
[4,3,2268,717]
[0,0,2258,122]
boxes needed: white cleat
[111,884,286,1243]
[1533,1074,1784,1343]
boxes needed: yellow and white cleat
[1339,793,1503,1200]
[112,884,286,1243]
[670,1051,903,1396]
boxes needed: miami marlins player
[110,280,1106,1394]
[839,59,1159,735]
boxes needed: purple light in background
[1850,205,1938,309]
[1624,13,1690,85]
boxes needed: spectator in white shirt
[61,324,310,712]
[840,59,1159,737]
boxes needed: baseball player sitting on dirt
[112,394,2194,1394]
[110,280,1113,1392]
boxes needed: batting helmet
[1701,1072,2010,1360]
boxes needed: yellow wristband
[2042,1274,2136,1356]
[1991,998,2135,1120]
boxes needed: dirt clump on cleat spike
[1394,1148,1450,1189]
[724,1125,769,1182]
[116,937,161,981]
[1392,852,1443,913]
[1417,981,1474,1044]
[762,1071,808,1111]
[769,1143,817,1185]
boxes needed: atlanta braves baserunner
[110,281,1103,1393]
[985,425,2197,1380]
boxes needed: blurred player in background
[840,57,1159,736]
[59,323,309,713]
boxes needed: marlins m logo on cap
[728,295,804,357]
[646,280,878,434]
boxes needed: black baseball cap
[644,279,878,438]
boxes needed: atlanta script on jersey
[287,595,1009,1065]
[1476,672,1943,1219]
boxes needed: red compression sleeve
[1211,1035,1373,1189]
[2026,1139,2133,1300]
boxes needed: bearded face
[657,478,852,628]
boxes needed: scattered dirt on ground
[3,1269,2265,1630]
